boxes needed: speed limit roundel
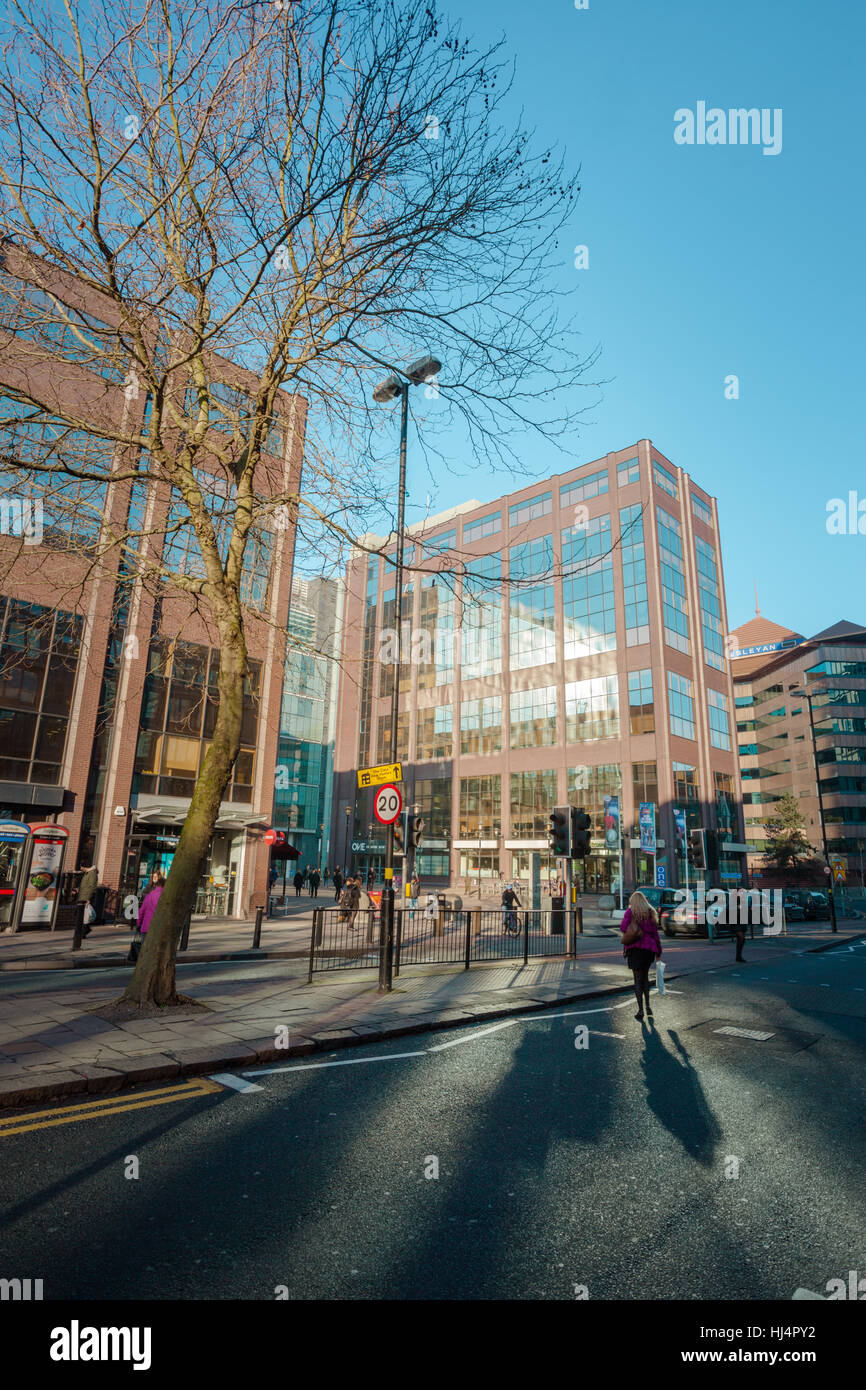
[374,784,402,824]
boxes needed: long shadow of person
[639,1025,721,1166]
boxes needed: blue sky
[407,0,865,637]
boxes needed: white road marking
[428,1019,521,1051]
[248,1051,426,1074]
[209,1072,264,1093]
[587,1029,625,1039]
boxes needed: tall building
[273,574,343,874]
[332,439,747,895]
[0,249,306,918]
[730,614,866,889]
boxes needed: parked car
[782,891,806,922]
[635,884,714,938]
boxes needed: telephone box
[14,823,70,932]
[0,821,31,931]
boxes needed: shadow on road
[639,1024,721,1166]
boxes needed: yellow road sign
[357,761,403,789]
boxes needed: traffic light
[548,806,571,856]
[688,827,706,870]
[393,813,405,856]
[705,827,719,871]
[571,807,592,858]
[407,816,425,851]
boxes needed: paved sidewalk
[0,921,861,1108]
[0,903,616,971]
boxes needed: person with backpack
[619,889,663,1022]
[339,875,361,931]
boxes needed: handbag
[621,913,642,947]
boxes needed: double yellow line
[0,1077,223,1137]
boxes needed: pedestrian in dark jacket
[76,864,98,937]
[333,868,344,901]
[293,870,304,897]
[310,869,320,898]
[339,877,361,930]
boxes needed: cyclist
[501,882,522,935]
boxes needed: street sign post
[357,762,403,789]
[373,784,403,826]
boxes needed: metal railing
[308,904,574,980]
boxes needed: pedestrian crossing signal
[548,806,570,856]
[571,808,591,858]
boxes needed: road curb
[1,932,861,1110]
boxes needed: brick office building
[730,614,866,889]
[331,440,747,896]
[0,249,306,918]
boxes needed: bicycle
[501,908,522,936]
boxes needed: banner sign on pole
[603,795,620,849]
[673,807,687,857]
[639,802,657,855]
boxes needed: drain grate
[714,1025,775,1041]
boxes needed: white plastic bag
[656,959,666,995]
[83,901,96,926]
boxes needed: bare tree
[0,0,593,1007]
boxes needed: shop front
[123,798,268,918]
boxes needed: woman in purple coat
[137,875,165,935]
[619,890,663,1022]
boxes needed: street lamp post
[372,354,441,992]
[344,804,351,875]
[790,684,838,932]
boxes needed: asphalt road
[1,940,865,1301]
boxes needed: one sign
[603,794,620,849]
[639,802,657,854]
[357,761,403,789]
[373,784,403,825]
[655,863,667,887]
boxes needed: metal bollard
[252,904,264,949]
[464,909,473,970]
[71,902,85,951]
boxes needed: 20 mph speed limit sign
[373,784,402,825]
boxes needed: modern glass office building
[273,575,342,875]
[332,440,747,896]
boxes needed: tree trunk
[122,617,247,1007]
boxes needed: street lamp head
[405,354,441,385]
[372,373,403,404]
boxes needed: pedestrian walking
[293,869,304,898]
[333,867,344,901]
[733,922,747,963]
[76,862,98,938]
[310,868,320,898]
[410,872,420,902]
[620,889,663,1022]
[339,876,361,931]
[128,874,164,963]
[366,867,375,890]
[323,867,330,886]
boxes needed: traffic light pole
[378,383,409,993]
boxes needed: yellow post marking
[0,1077,223,1137]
